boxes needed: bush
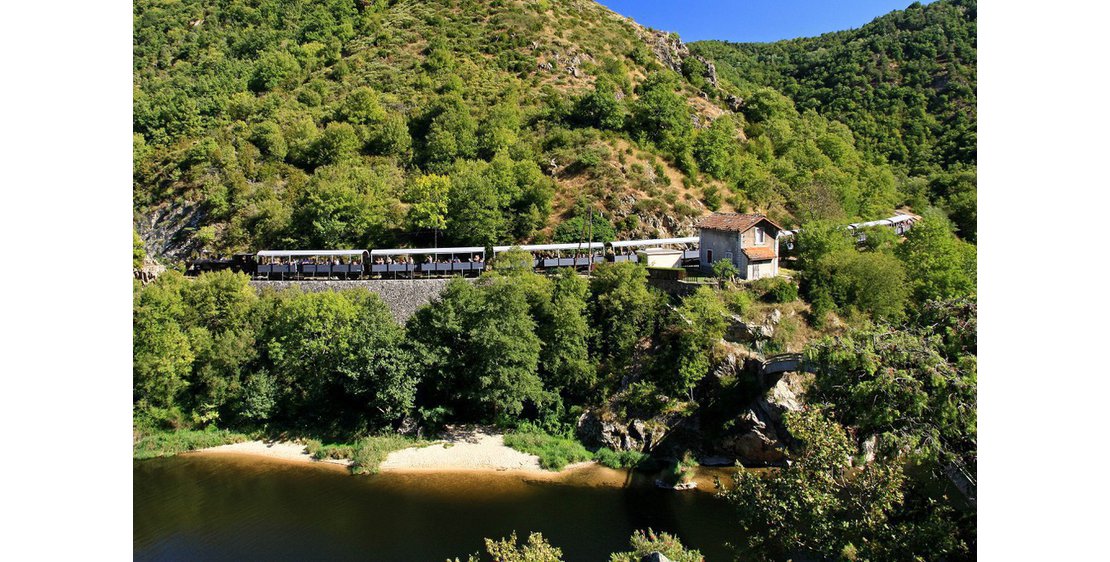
[753,277,799,303]
[351,435,425,475]
[593,447,649,469]
[503,429,592,470]
[133,428,249,460]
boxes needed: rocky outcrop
[577,410,667,453]
[134,256,167,284]
[715,371,808,466]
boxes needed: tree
[446,160,507,246]
[466,278,544,417]
[250,121,288,161]
[573,77,626,130]
[666,287,728,397]
[250,50,301,92]
[629,72,694,161]
[312,122,361,167]
[420,93,478,170]
[458,531,563,562]
[261,290,417,431]
[405,174,449,237]
[812,249,910,321]
[896,208,976,306]
[134,272,194,414]
[552,213,617,243]
[589,263,665,375]
[723,408,907,561]
[541,270,596,398]
[805,325,977,466]
[711,258,738,282]
[133,230,146,269]
[693,115,741,181]
[609,529,703,562]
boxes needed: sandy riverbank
[194,427,556,472]
[190,427,742,490]
[195,440,353,467]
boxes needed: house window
[755,228,765,244]
[707,249,713,263]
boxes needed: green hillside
[133,0,923,259]
[692,0,976,239]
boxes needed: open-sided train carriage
[369,246,486,278]
[490,242,606,270]
[254,249,369,280]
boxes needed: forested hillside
[134,0,927,260]
[692,0,976,240]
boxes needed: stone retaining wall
[249,278,473,322]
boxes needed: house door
[751,262,761,279]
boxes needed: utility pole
[587,207,594,277]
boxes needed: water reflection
[134,455,742,561]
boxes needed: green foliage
[805,322,977,466]
[250,50,302,92]
[408,277,544,420]
[694,0,976,175]
[629,72,694,162]
[541,270,597,398]
[609,529,703,562]
[693,115,741,181]
[751,277,799,304]
[261,289,417,431]
[552,213,617,243]
[722,408,909,561]
[133,428,249,460]
[133,230,146,269]
[811,249,908,321]
[664,287,728,396]
[592,447,648,469]
[463,531,564,562]
[588,263,665,376]
[350,435,427,475]
[404,173,450,232]
[573,77,626,130]
[503,429,592,471]
[711,258,738,280]
[896,208,977,305]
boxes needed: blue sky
[596,0,935,43]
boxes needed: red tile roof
[695,213,783,233]
[743,246,777,261]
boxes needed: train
[185,237,701,280]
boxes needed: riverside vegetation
[134,0,976,559]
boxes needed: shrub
[503,429,592,470]
[593,447,649,469]
[753,277,798,303]
[350,435,424,475]
[133,428,249,460]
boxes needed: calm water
[134,455,741,561]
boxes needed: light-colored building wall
[699,223,781,280]
[638,248,684,268]
[699,229,741,274]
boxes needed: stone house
[695,213,783,280]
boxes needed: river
[134,454,743,560]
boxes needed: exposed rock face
[716,371,808,466]
[577,410,666,452]
[134,256,166,284]
[646,29,688,73]
[136,201,207,262]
